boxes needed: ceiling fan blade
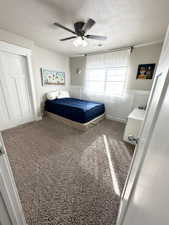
[85,35,107,40]
[82,18,96,32]
[60,36,77,41]
[53,22,76,35]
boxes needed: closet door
[0,51,34,130]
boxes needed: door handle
[0,143,4,156]
[128,135,139,145]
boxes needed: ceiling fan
[53,18,107,47]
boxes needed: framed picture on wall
[41,68,65,85]
[136,63,156,80]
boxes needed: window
[85,50,129,96]
[85,67,127,96]
[85,68,106,94]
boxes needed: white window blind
[85,50,129,96]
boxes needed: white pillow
[46,91,59,100]
[58,90,70,99]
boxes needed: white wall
[0,29,34,49]
[0,28,70,117]
[70,43,162,91]
[69,86,150,123]
[32,46,70,116]
[70,56,86,86]
[127,43,162,90]
[69,44,162,122]
[0,27,162,122]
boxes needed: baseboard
[106,114,126,123]
[35,116,42,121]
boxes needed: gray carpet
[2,118,134,225]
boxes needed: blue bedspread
[45,98,105,123]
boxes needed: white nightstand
[123,108,146,144]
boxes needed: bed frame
[46,111,105,131]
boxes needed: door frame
[0,41,39,124]
[0,133,27,225]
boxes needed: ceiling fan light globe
[73,37,88,47]
[73,40,78,47]
[73,37,82,47]
[82,40,88,47]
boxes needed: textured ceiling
[0,0,169,56]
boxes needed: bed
[45,97,105,131]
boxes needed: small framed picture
[136,64,156,80]
[41,68,65,85]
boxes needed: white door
[0,192,13,225]
[116,28,169,225]
[0,133,26,225]
[0,51,34,131]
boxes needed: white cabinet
[123,108,145,144]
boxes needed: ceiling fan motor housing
[74,21,85,36]
[54,19,107,42]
